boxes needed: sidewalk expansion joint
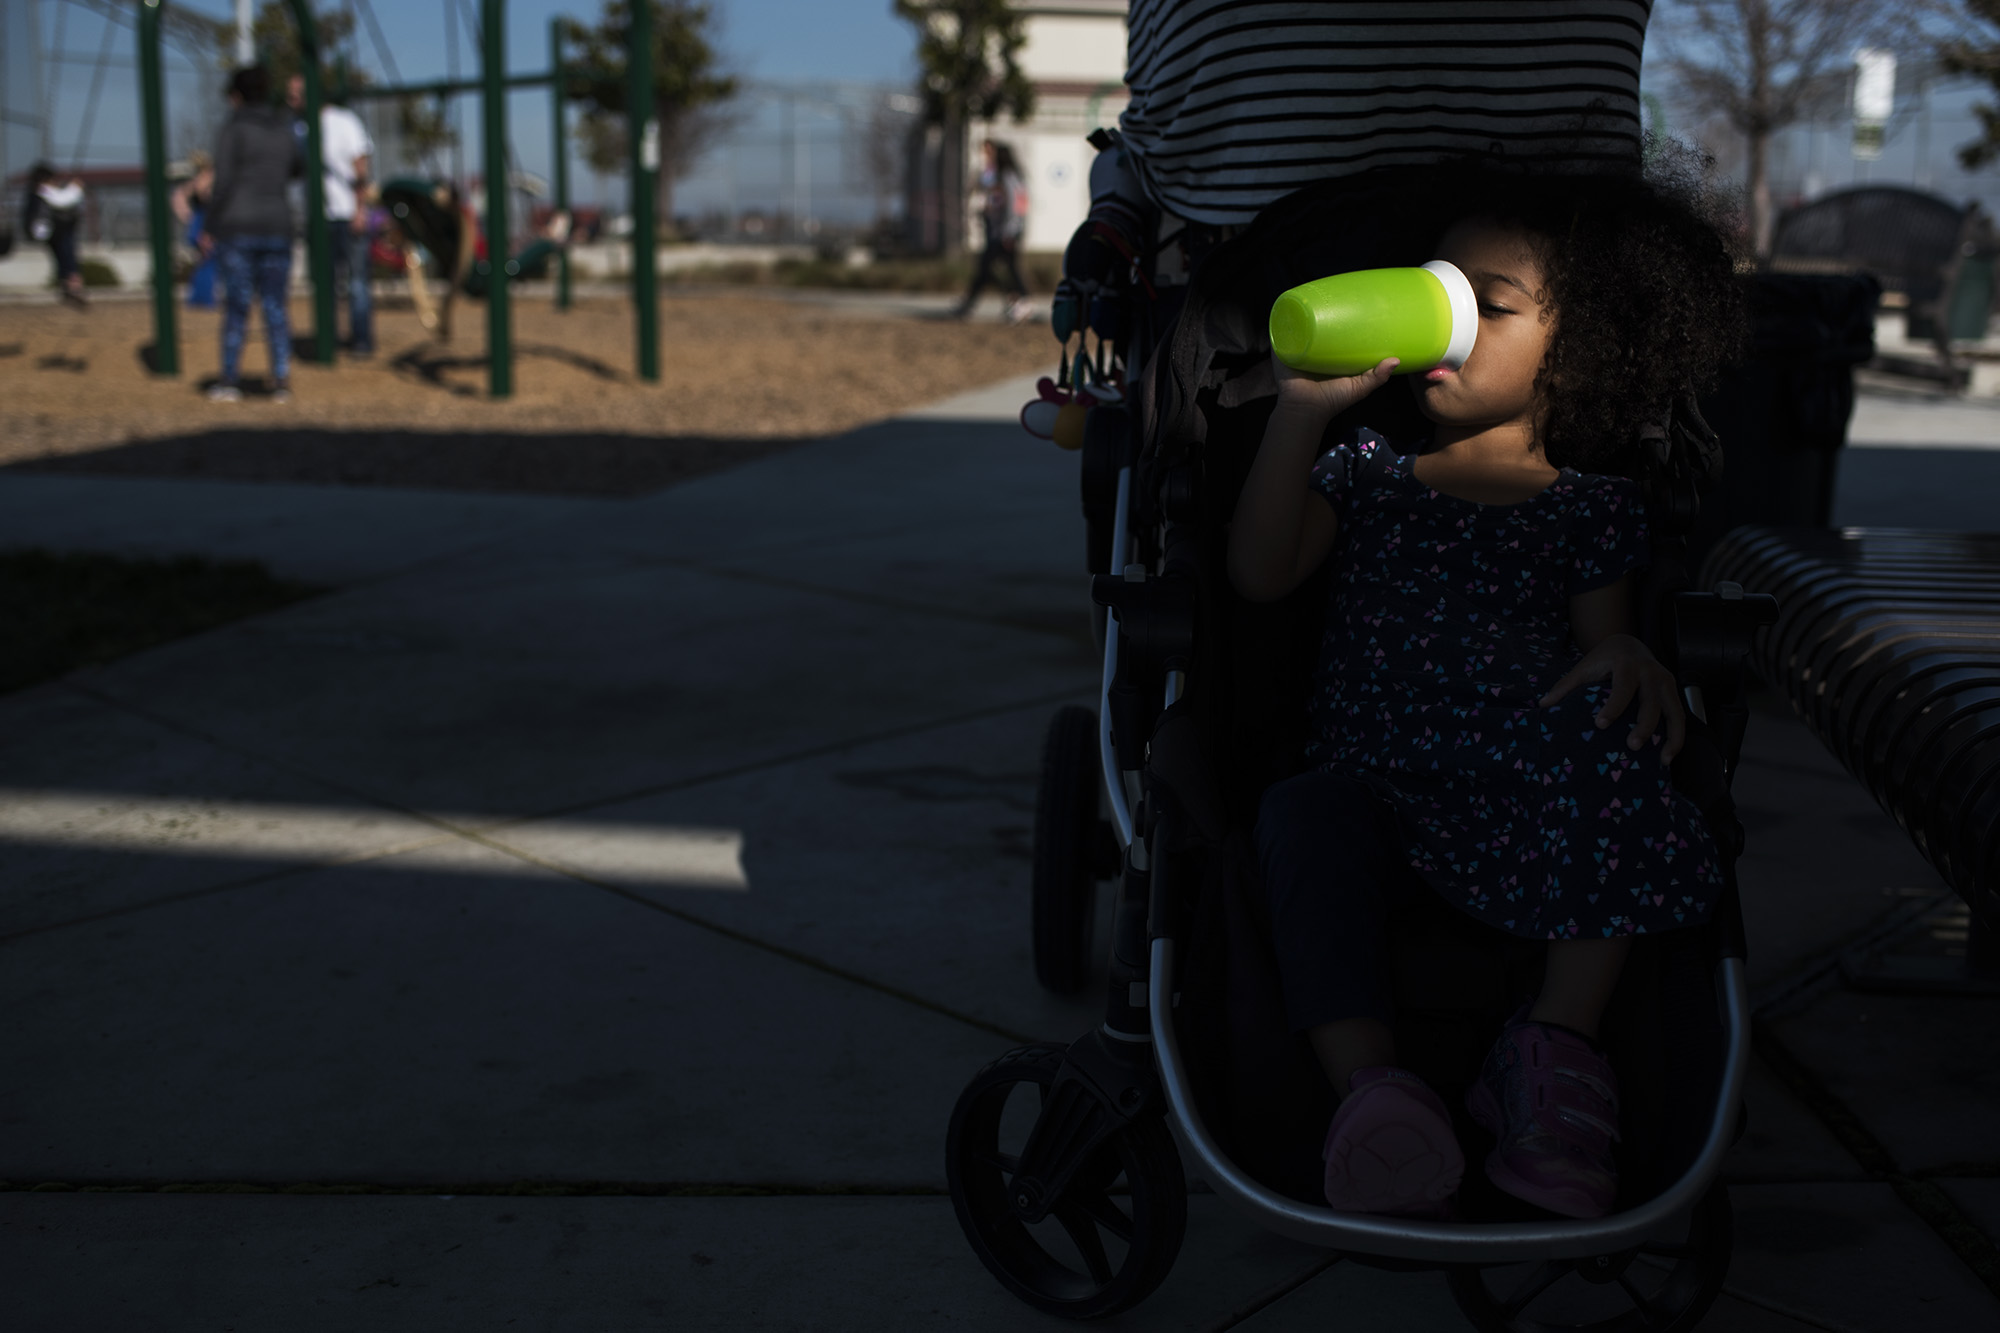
[1197,1254,1344,1332]
[0,832,464,945]
[460,828,1039,1047]
[509,685,1093,828]
[1752,1020,2000,1303]
[640,555,1093,646]
[1916,1162,2000,1180]
[3,1179,948,1199]
[58,676,1088,839]
[1703,1281,1870,1333]
[1750,890,1950,1019]
[44,681,1057,1047]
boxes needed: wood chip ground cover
[0,293,1049,496]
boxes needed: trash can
[1689,271,1881,569]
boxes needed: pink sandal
[1466,1015,1621,1219]
[1322,1066,1465,1215]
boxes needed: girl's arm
[1542,576,1686,762]
[1227,356,1396,602]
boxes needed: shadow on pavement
[3,428,812,498]
[1834,446,2000,530]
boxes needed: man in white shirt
[292,76,376,356]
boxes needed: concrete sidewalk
[3,381,1998,1330]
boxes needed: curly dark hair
[1442,156,1745,475]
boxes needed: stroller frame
[1095,443,1758,1260]
[1106,462,1756,1266]
[947,159,1780,1324]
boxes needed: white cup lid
[1422,259,1478,370]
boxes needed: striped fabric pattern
[1120,1,1654,224]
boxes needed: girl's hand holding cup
[1271,354,1399,422]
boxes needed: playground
[0,291,1050,493]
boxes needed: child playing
[1227,168,1742,1221]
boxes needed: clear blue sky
[10,1,2000,226]
[8,0,922,216]
[209,0,923,87]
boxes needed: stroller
[943,153,1779,1330]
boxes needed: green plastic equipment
[1269,261,1477,376]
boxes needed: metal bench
[1703,525,2000,990]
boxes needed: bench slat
[1704,526,2000,924]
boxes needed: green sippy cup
[1268,261,1477,377]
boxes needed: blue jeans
[217,236,292,385]
[329,220,374,351]
[47,222,79,283]
[185,210,216,307]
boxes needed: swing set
[136,0,665,397]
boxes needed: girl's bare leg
[1307,939,1628,1099]
[1308,1018,1397,1100]
[1530,937,1632,1040]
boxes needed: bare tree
[1654,0,1916,255]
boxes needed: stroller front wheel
[946,1043,1186,1319]
[1447,1181,1733,1333]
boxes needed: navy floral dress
[1305,428,1722,939]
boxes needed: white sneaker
[271,381,293,404]
[206,383,242,402]
[1005,298,1035,324]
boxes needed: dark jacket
[207,104,298,240]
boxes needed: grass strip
[0,549,319,695]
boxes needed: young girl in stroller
[1228,170,1742,1222]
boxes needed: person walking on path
[202,65,300,402]
[289,76,375,356]
[22,164,88,308]
[954,140,1031,323]
[171,151,218,309]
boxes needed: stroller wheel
[1447,1182,1733,1333]
[946,1044,1186,1319]
[1033,705,1113,993]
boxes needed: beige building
[907,1,1128,255]
[980,1,1130,253]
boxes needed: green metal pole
[285,0,335,365]
[483,0,511,397]
[629,0,658,381]
[551,16,570,312]
[138,0,177,376]
[346,72,553,102]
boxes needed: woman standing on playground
[954,139,1032,323]
[200,65,300,402]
